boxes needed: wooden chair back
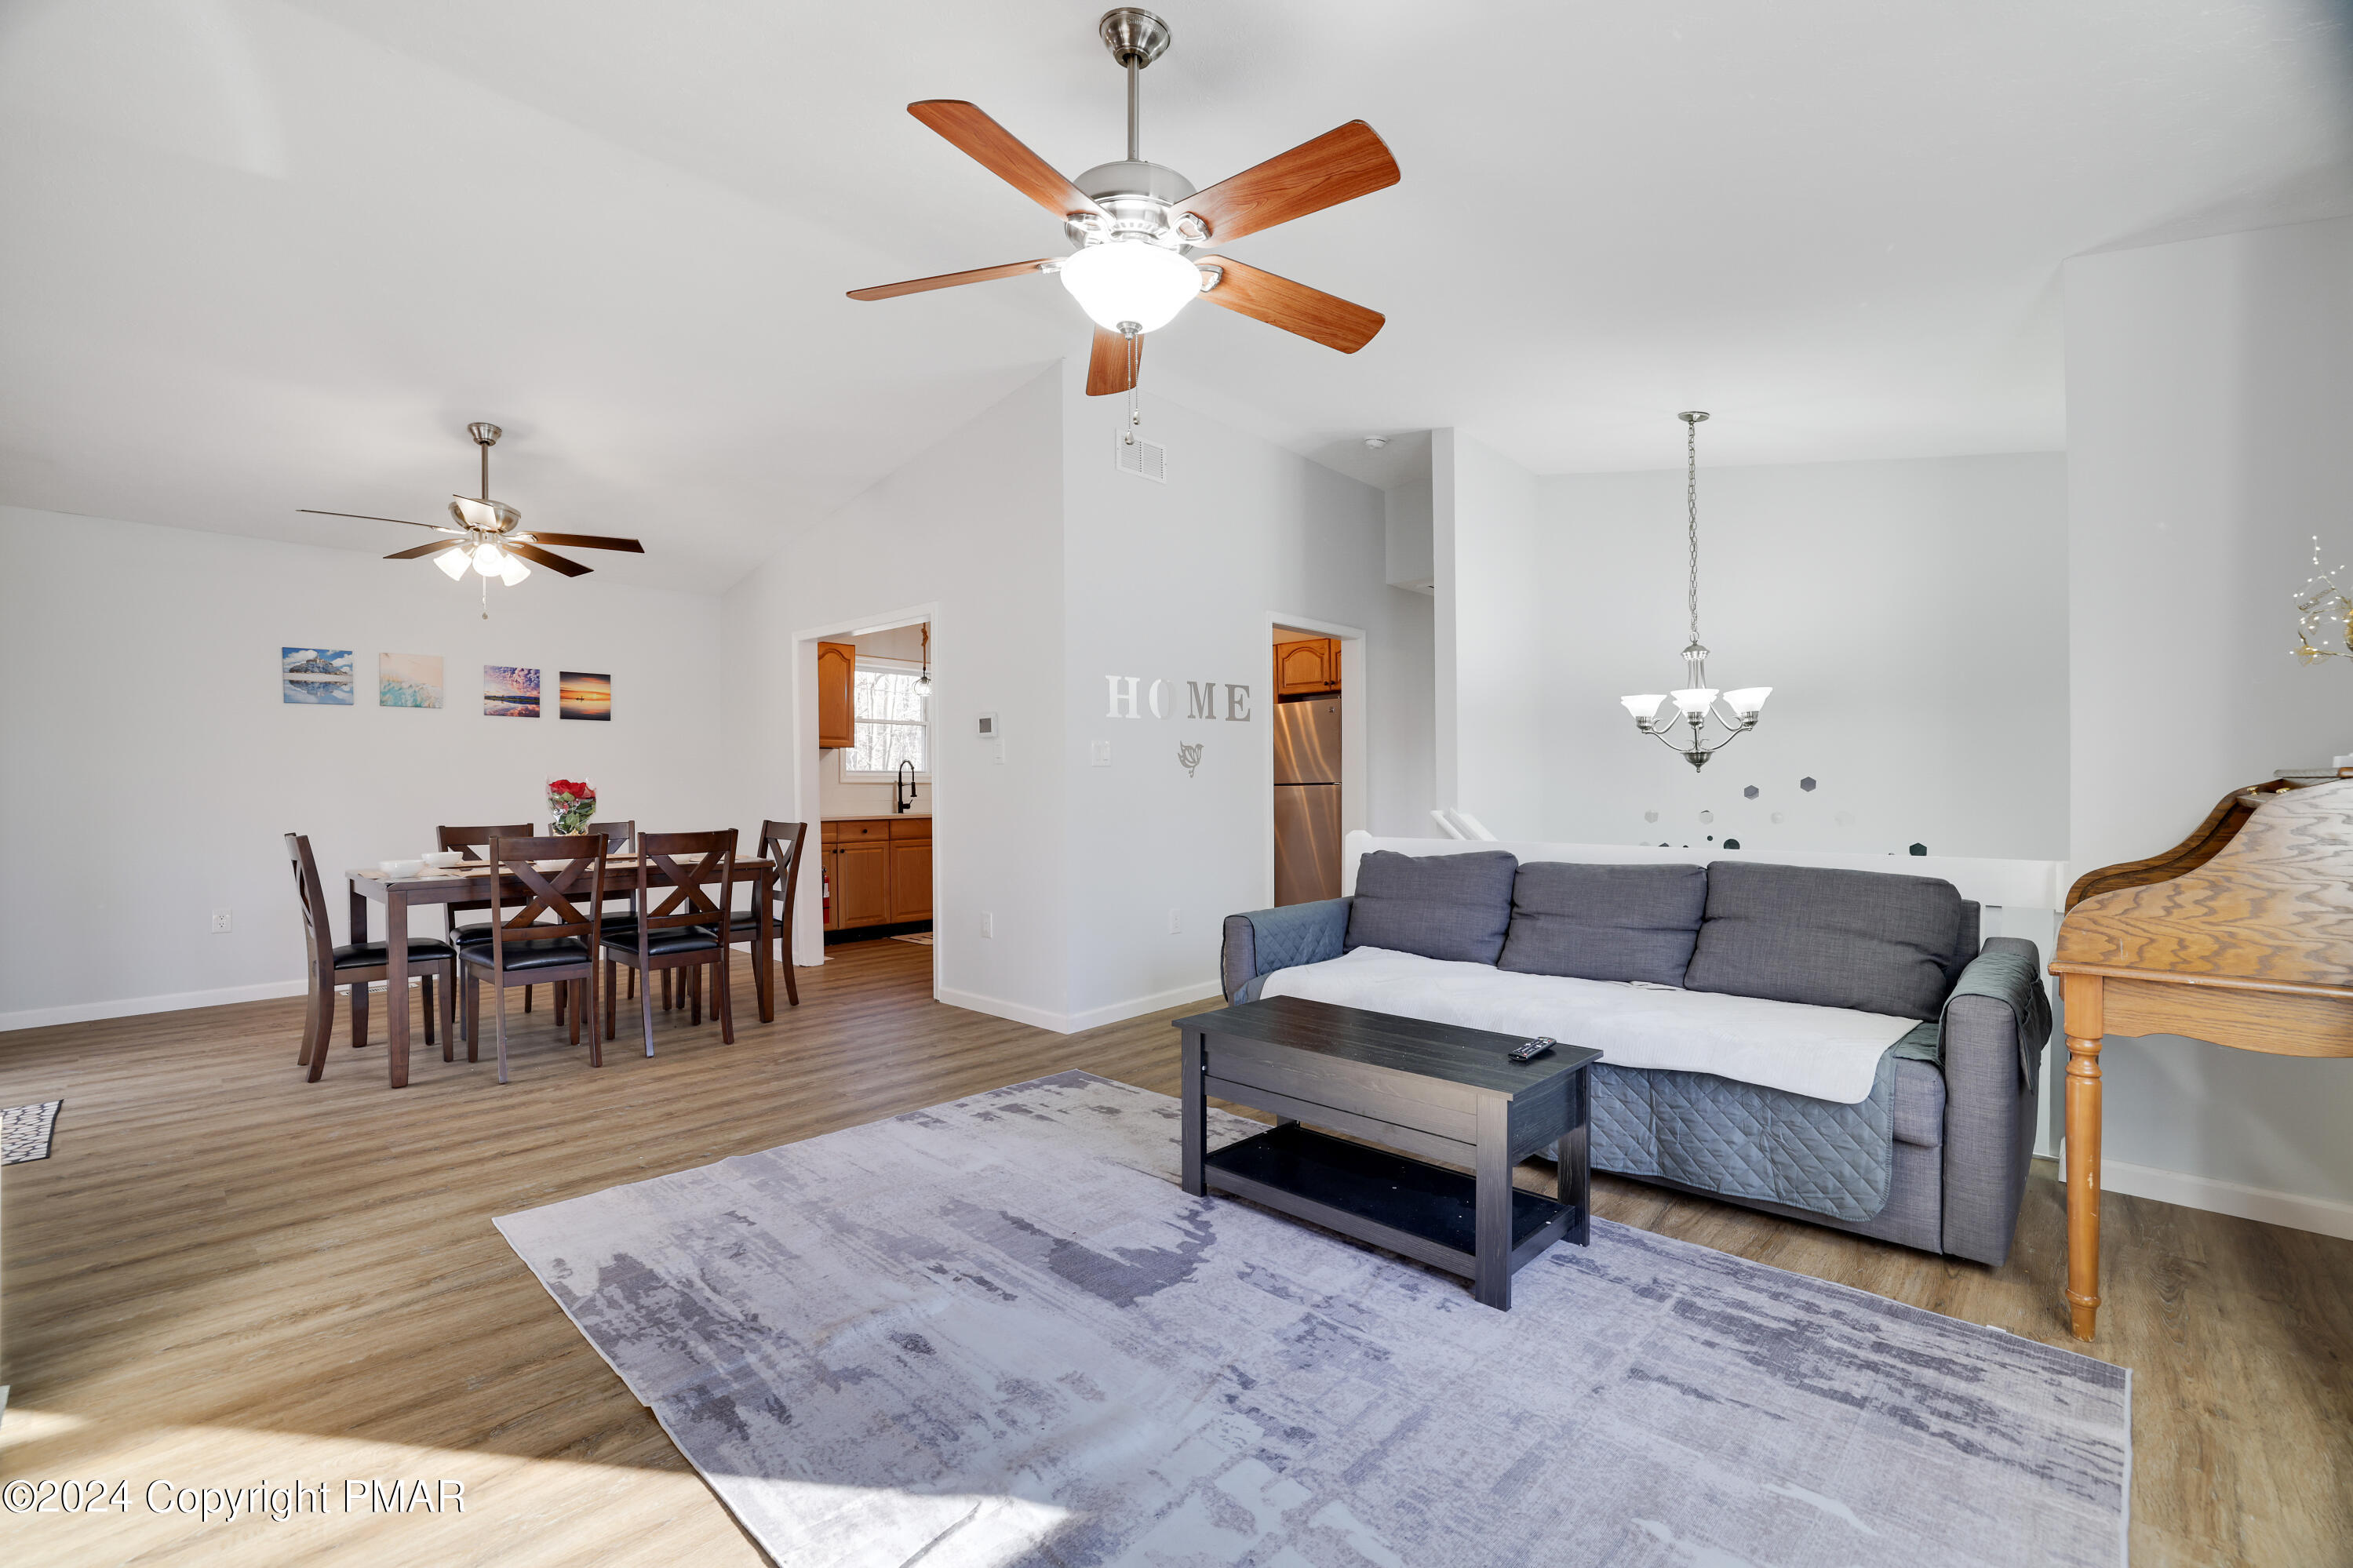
[760,820,809,924]
[438,822,537,927]
[284,833,335,975]
[627,830,738,948]
[485,835,609,952]
[591,819,636,853]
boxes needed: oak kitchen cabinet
[1274,636,1342,696]
[823,817,932,931]
[817,640,857,750]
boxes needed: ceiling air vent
[1114,432,1167,484]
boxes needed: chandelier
[1618,411,1772,771]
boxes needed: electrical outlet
[210,909,233,933]
[1167,908,1182,935]
[993,738,1007,765]
[1090,740,1113,766]
[978,911,994,939]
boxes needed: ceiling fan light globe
[1058,238,1198,333]
[433,546,470,581]
[498,557,532,587]
[472,542,509,577]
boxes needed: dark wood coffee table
[1172,994,1600,1310]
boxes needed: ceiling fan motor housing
[1066,161,1199,250]
[1098,9,1171,69]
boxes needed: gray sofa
[1221,849,2051,1266]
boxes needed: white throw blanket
[1258,947,1918,1104]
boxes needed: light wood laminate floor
[2,940,2348,1564]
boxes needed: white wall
[1532,454,2071,860]
[1059,363,1437,1026]
[2067,216,2353,1225]
[1434,429,1546,835]
[723,366,1068,1026]
[0,505,729,1028]
[1385,474,1434,592]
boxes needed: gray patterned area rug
[496,1072,2129,1567]
[2,1100,60,1164]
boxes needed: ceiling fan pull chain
[1123,323,1142,442]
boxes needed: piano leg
[2062,973,2105,1341]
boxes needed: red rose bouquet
[548,778,597,836]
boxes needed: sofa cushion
[1344,849,1518,965]
[1683,861,1966,1020]
[1498,862,1707,986]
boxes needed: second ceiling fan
[848,8,1400,398]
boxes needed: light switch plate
[1090,740,1113,766]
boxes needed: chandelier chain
[1685,412,1700,646]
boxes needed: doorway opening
[793,606,940,990]
[1267,616,1368,906]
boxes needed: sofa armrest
[1938,936,2053,1266]
[1221,898,1352,1002]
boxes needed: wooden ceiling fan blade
[1195,257,1384,353]
[300,508,459,533]
[1086,327,1141,396]
[908,100,1104,221]
[505,541,592,577]
[1179,121,1400,244]
[522,532,645,553]
[384,541,462,562]
[848,258,1058,302]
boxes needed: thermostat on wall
[976,711,1000,738]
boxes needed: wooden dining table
[348,853,778,1088]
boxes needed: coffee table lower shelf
[1202,1123,1580,1284]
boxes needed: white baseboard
[1,978,308,1033]
[933,985,1072,1033]
[934,980,1222,1036]
[1065,980,1224,1033]
[2096,1155,2353,1242]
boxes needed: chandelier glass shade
[1619,412,1772,771]
[1058,236,1199,333]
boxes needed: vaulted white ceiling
[3,0,2348,589]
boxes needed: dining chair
[458,834,608,1084]
[438,822,544,1017]
[588,820,639,1005]
[548,820,641,1025]
[704,820,810,1011]
[285,833,455,1082]
[603,830,738,1055]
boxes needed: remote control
[1508,1036,1557,1063]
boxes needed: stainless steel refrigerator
[1274,698,1342,904]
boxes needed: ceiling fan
[847,8,1400,401]
[299,422,644,614]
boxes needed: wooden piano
[2051,775,2353,1339]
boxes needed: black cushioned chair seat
[333,938,456,970]
[457,937,594,973]
[453,919,568,946]
[598,920,723,957]
[702,911,773,937]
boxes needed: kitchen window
[840,662,930,780]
